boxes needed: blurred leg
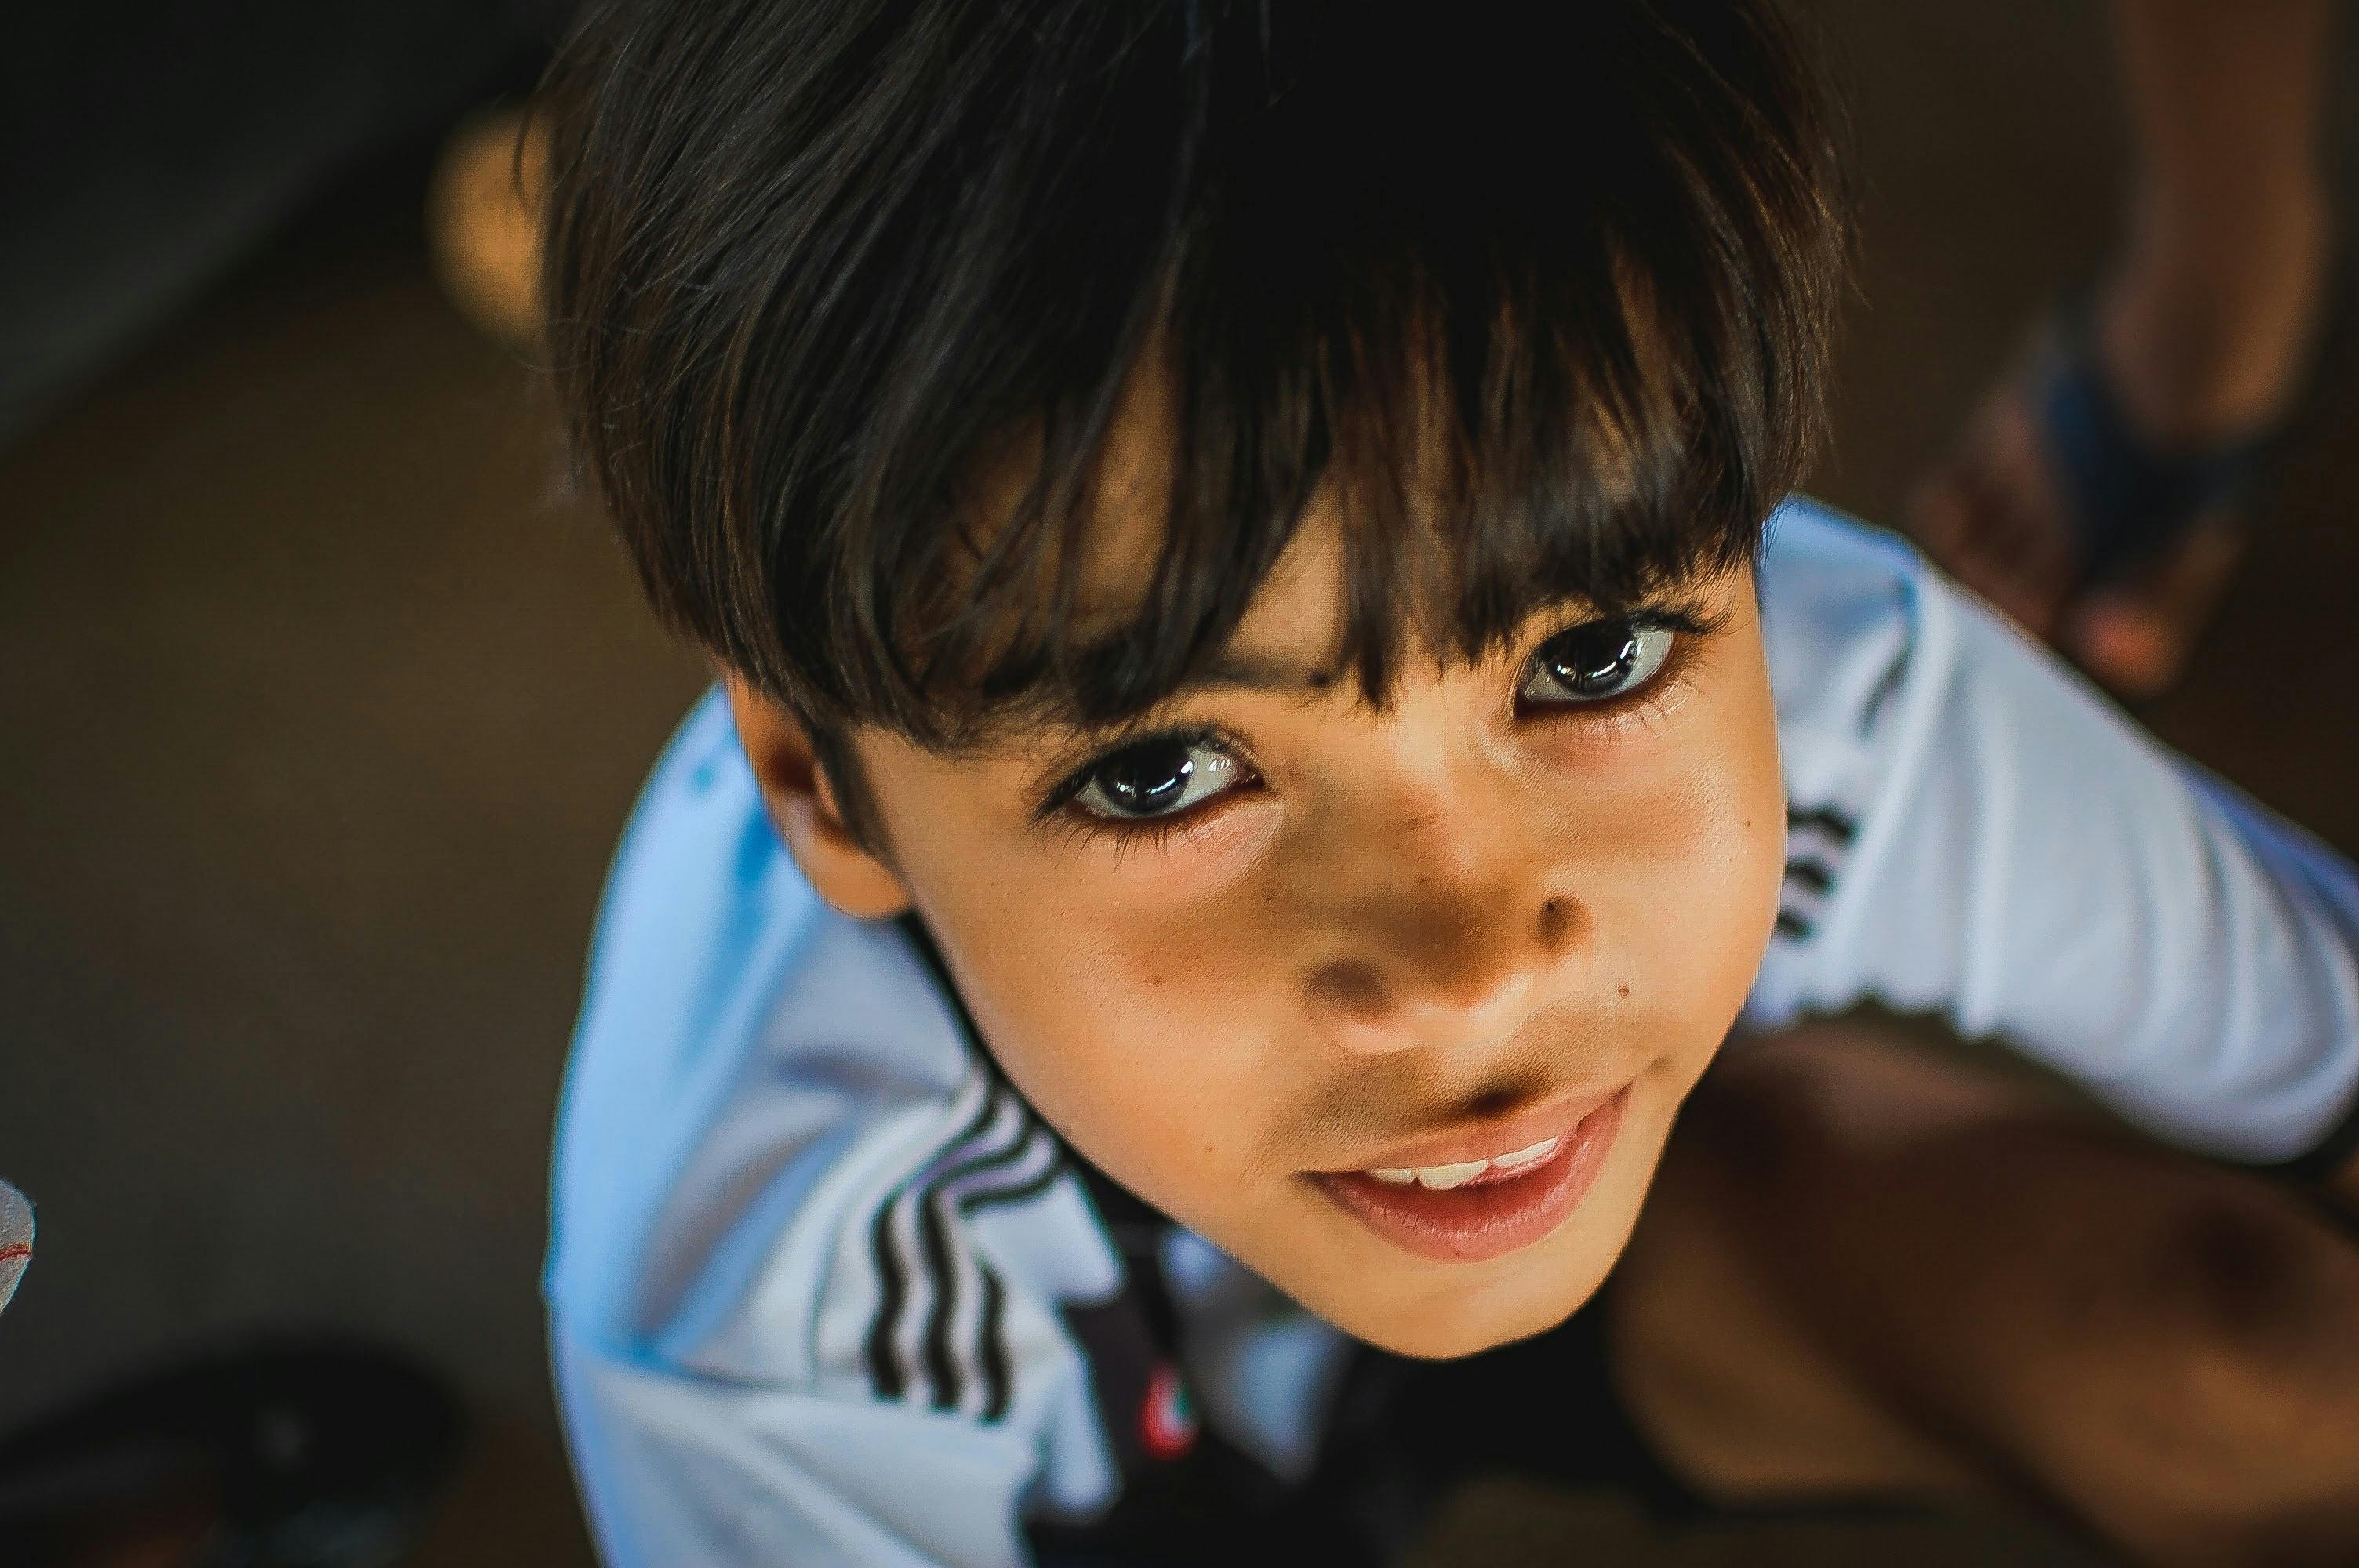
[1611,1016,2359,1566]
[2099,0,2335,442]
[2066,0,2338,688]
[1906,0,2336,695]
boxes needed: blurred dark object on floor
[0,1334,461,1568]
[0,1178,31,1316]
[0,0,577,449]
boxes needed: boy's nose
[1303,884,1583,1058]
[1296,717,1590,1056]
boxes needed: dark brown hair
[538,0,1852,839]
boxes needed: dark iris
[1093,738,1195,816]
[1542,619,1641,697]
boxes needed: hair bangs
[540,0,1852,760]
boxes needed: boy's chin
[1287,1239,1620,1361]
[1348,1287,1601,1362]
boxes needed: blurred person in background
[1906,0,2341,699]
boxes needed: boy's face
[735,493,1786,1359]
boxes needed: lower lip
[1310,1087,1631,1265]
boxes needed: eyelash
[1031,722,1247,855]
[1041,786,1228,864]
[1513,611,1712,718]
[1034,605,1721,850]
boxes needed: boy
[534,2,2359,1563]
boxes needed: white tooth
[1367,1167,1417,1185]
[1488,1136,1559,1172]
[1412,1160,1490,1191]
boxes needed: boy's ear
[721,675,913,921]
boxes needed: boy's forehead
[943,345,1726,754]
[956,366,1352,691]
[1064,390,1408,702]
[1040,361,1444,683]
[1171,502,1352,696]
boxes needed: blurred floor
[0,152,701,1564]
[2,1,2356,1563]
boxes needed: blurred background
[2,1,2356,1563]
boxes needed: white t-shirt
[543,498,2359,1568]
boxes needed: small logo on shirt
[1140,1363,1198,1461]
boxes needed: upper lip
[1318,1082,1627,1174]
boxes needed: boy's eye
[1071,735,1245,822]
[1520,619,1677,705]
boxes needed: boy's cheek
[944,938,1272,1186]
[945,941,1761,1360]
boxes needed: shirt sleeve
[1747,501,2359,1166]
[548,1076,1128,1568]
[545,691,1128,1566]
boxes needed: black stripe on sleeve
[962,1146,1070,1215]
[917,1169,966,1409]
[1783,856,1836,896]
[885,913,1089,1421]
[961,1147,1071,1424]
[1787,802,1858,843]
[864,1075,1003,1401]
[918,1120,1049,1411]
[974,1265,1012,1422]
[1858,640,1913,736]
[864,1197,910,1400]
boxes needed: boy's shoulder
[544,692,1120,1406]
[1754,497,1962,922]
[1757,495,1954,728]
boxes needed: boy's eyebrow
[1007,646,1343,758]
[1188,648,1343,694]
[1176,587,1683,697]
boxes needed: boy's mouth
[1307,1085,1630,1265]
